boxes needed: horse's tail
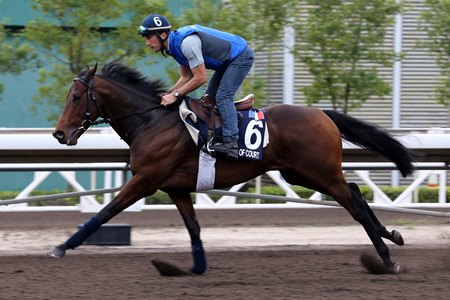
[323,110,415,177]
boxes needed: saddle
[188,94,255,130]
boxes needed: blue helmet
[139,14,171,36]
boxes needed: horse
[48,62,414,275]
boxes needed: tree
[20,0,170,121]
[418,0,450,106]
[294,0,401,113]
[181,0,296,49]
[179,0,297,106]
[0,23,36,100]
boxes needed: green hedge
[0,189,178,206]
[240,185,449,204]
[1,185,448,206]
[0,189,80,206]
[148,185,449,204]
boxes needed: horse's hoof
[47,246,66,258]
[190,266,206,275]
[360,252,403,274]
[387,261,401,274]
[391,230,404,246]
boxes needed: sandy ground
[0,208,448,300]
[0,223,449,255]
[0,207,448,253]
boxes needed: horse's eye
[74,94,81,101]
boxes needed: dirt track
[0,208,448,300]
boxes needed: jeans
[205,46,254,143]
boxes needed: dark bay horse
[49,62,414,275]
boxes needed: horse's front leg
[169,191,207,275]
[48,174,154,257]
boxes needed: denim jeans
[205,46,254,143]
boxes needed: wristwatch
[174,90,182,99]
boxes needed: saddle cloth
[179,96,269,191]
[179,96,269,160]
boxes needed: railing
[0,128,448,213]
[0,163,448,218]
[194,164,449,212]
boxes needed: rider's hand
[161,92,177,106]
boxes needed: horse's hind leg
[280,169,400,272]
[169,191,207,275]
[332,182,400,273]
[348,182,404,246]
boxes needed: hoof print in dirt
[152,259,193,276]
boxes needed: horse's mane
[99,62,166,97]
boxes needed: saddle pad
[179,101,269,160]
[237,108,268,160]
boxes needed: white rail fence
[0,163,448,217]
[0,128,449,213]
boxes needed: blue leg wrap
[190,239,207,274]
[66,217,101,249]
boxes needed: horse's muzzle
[53,130,80,145]
[53,130,66,144]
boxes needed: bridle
[73,76,108,133]
[73,75,164,140]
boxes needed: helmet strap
[156,31,169,58]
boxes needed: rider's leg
[210,47,254,158]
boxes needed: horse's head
[53,64,100,145]
[54,61,169,145]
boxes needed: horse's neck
[98,88,178,145]
[97,75,159,101]
[96,77,156,115]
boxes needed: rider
[138,14,254,159]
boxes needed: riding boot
[211,140,239,159]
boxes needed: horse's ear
[84,63,97,71]
[90,63,98,76]
[84,63,98,79]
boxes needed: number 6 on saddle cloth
[181,94,268,160]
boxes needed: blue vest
[168,25,247,70]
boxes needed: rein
[74,75,163,139]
